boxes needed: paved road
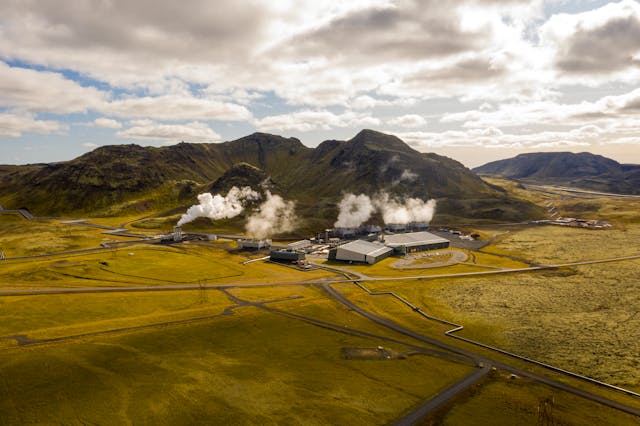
[2,253,639,297]
[391,364,491,426]
[322,283,640,419]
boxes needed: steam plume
[177,186,259,226]
[334,193,375,228]
[374,193,436,224]
[245,191,296,238]
[334,192,437,228]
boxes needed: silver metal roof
[383,231,449,247]
[338,240,393,257]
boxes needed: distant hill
[0,130,544,227]
[474,152,640,195]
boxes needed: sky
[1,0,640,167]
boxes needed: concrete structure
[383,231,449,254]
[330,240,393,264]
[335,227,358,238]
[287,240,311,251]
[385,223,407,233]
[409,221,429,231]
[237,239,272,250]
[270,250,305,263]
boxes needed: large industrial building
[329,240,393,264]
[383,231,449,254]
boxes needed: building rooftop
[383,231,449,247]
[338,240,392,257]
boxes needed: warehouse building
[329,240,393,264]
[383,231,449,254]
[270,250,305,263]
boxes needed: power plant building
[330,240,393,264]
[383,231,449,254]
[270,250,305,263]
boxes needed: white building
[330,240,393,264]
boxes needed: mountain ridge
[0,130,544,226]
[473,151,640,195]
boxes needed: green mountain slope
[0,130,544,225]
[473,152,640,195]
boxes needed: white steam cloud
[245,191,296,238]
[177,186,259,226]
[334,192,437,228]
[334,193,375,228]
[374,193,436,224]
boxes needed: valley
[1,181,639,425]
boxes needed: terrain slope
[0,130,543,226]
[474,152,640,195]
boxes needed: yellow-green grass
[436,373,640,426]
[332,282,453,338]
[0,305,474,425]
[0,244,334,289]
[481,224,640,264]
[0,214,131,257]
[0,290,234,346]
[365,260,640,392]
[320,257,492,278]
[229,284,458,351]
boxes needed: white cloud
[254,110,380,132]
[103,95,251,122]
[117,121,221,141]
[83,142,98,148]
[90,118,122,129]
[0,62,105,113]
[388,114,427,128]
[0,113,65,138]
[541,0,640,80]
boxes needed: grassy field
[0,214,132,257]
[0,243,333,289]
[366,259,640,392]
[318,248,528,278]
[481,223,640,264]
[434,373,640,425]
[0,290,234,346]
[0,300,474,425]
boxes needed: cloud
[90,118,122,129]
[104,95,251,121]
[388,114,427,128]
[254,110,380,132]
[83,142,98,148]
[542,0,640,77]
[0,113,65,138]
[116,121,221,141]
[0,61,105,113]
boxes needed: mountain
[473,152,640,195]
[0,130,544,226]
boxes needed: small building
[385,223,407,233]
[330,240,393,264]
[409,222,429,231]
[335,227,358,238]
[383,231,449,254]
[270,250,305,263]
[287,239,312,251]
[237,239,272,250]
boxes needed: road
[391,364,491,426]
[322,282,640,419]
[2,253,639,297]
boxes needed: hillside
[0,130,544,227]
[473,152,640,195]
